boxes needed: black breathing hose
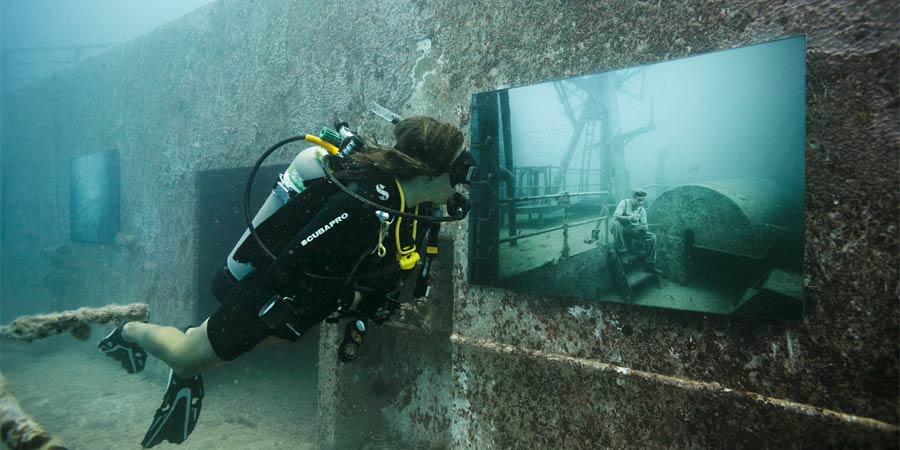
[318,154,468,223]
[243,135,309,261]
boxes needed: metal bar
[499,90,517,243]
[500,217,600,243]
[501,191,610,204]
[513,183,605,193]
[561,196,570,257]
[690,243,767,260]
[512,166,604,173]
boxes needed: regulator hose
[243,135,309,261]
[318,154,468,222]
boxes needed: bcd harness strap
[310,179,441,325]
[307,178,425,289]
[392,179,421,271]
[371,179,421,271]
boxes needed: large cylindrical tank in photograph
[650,178,792,282]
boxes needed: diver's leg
[122,319,224,377]
[133,321,215,448]
[637,232,661,274]
[646,232,657,265]
[610,221,627,252]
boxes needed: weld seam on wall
[450,333,899,433]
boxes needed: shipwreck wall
[1,0,897,449]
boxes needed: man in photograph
[611,190,659,273]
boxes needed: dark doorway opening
[194,164,320,446]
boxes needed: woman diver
[97,116,475,447]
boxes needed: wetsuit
[207,167,419,361]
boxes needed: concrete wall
[318,239,456,449]
[1,0,897,449]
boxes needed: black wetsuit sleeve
[263,188,379,310]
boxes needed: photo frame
[468,36,807,320]
[69,150,120,243]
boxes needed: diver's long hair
[344,116,464,179]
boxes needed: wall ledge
[451,333,899,433]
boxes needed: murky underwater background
[1,326,320,449]
[0,2,324,449]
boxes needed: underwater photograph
[468,36,807,321]
[1,1,897,449]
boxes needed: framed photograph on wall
[69,150,120,243]
[468,36,807,321]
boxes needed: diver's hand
[372,301,399,324]
[447,192,471,219]
[629,215,639,224]
[358,296,399,325]
[350,291,363,311]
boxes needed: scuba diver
[97,115,475,447]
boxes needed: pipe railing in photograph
[500,191,611,257]
[512,182,607,196]
[512,165,605,195]
[501,190,610,204]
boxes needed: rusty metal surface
[452,335,898,449]
[447,0,899,447]
[321,241,456,450]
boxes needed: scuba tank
[282,146,331,194]
[223,103,411,283]
[225,132,340,282]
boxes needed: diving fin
[98,325,147,374]
[141,370,204,448]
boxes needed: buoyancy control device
[227,103,471,282]
[221,104,472,356]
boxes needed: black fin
[98,325,147,374]
[141,370,204,448]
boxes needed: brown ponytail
[345,116,464,179]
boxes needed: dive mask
[449,150,477,186]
